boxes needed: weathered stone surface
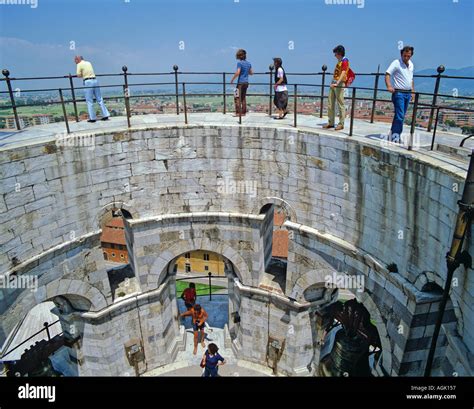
[0,124,472,377]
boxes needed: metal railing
[0,320,62,361]
[1,65,474,151]
[176,273,228,301]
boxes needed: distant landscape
[0,66,472,132]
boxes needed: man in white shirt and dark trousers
[273,58,288,119]
[385,46,415,142]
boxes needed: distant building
[100,217,128,263]
[439,111,474,127]
[5,116,28,129]
[31,114,53,126]
[5,114,53,129]
[163,104,178,114]
[176,250,225,275]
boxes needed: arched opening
[149,250,249,376]
[100,208,139,301]
[175,250,229,331]
[259,203,289,294]
[294,268,386,376]
[318,297,382,377]
[1,294,92,377]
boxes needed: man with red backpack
[181,282,196,310]
[323,45,355,131]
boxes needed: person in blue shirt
[230,49,253,117]
[201,343,225,377]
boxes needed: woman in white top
[273,58,289,119]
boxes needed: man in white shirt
[385,46,415,142]
[74,56,110,123]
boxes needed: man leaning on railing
[74,56,110,123]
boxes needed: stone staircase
[143,326,272,377]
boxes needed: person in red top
[180,282,196,310]
[323,45,350,131]
[179,304,209,354]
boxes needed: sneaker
[101,117,109,121]
[335,124,344,131]
[322,124,334,129]
[87,119,96,123]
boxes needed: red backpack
[342,57,356,86]
[346,68,356,86]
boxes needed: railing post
[430,107,440,151]
[320,65,327,118]
[173,65,179,115]
[408,92,420,151]
[182,82,188,125]
[427,65,445,132]
[269,64,274,117]
[349,87,356,136]
[2,69,21,130]
[44,322,51,341]
[68,73,79,122]
[370,64,380,123]
[59,89,70,134]
[122,66,131,128]
[208,272,212,301]
[293,84,298,128]
[222,72,226,114]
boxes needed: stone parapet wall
[0,124,472,376]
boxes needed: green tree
[461,126,474,135]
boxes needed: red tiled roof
[100,217,126,245]
[272,230,288,258]
[105,217,125,228]
[100,228,126,245]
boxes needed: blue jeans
[390,91,411,141]
[84,78,110,120]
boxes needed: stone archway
[256,197,297,222]
[289,268,393,376]
[148,238,253,290]
[1,278,107,376]
[93,201,139,231]
[3,278,108,342]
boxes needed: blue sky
[0,0,473,78]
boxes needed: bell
[319,329,371,377]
